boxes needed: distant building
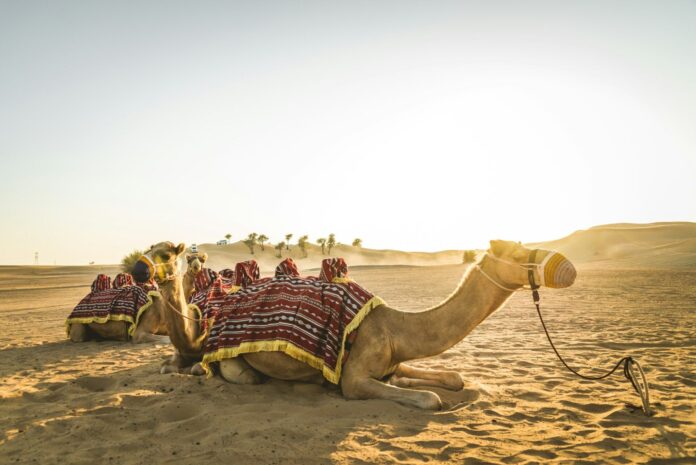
[190,243,198,253]
[216,240,228,246]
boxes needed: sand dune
[532,222,696,269]
[199,222,696,272]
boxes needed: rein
[477,251,652,416]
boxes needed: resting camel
[154,240,576,409]
[68,242,183,343]
[182,252,208,301]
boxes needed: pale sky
[1,1,695,265]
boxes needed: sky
[1,1,695,265]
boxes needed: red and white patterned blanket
[66,273,159,337]
[200,258,384,384]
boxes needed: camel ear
[489,240,506,257]
[200,253,208,263]
[175,243,186,256]
[185,254,193,262]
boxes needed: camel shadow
[1,342,484,465]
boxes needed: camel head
[485,240,576,289]
[132,241,186,283]
[185,252,208,276]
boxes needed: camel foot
[342,376,443,410]
[190,363,206,376]
[393,365,464,391]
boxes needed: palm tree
[297,235,309,258]
[316,238,326,255]
[275,241,286,258]
[244,233,258,254]
[258,234,269,251]
[285,234,293,250]
[462,250,477,263]
[121,249,144,273]
[352,238,362,248]
[225,233,232,242]
[327,233,336,255]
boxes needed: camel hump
[275,258,300,278]
[319,258,348,282]
[113,273,134,289]
[234,260,260,287]
[91,274,112,292]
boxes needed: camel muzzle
[531,250,576,289]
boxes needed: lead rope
[531,288,652,416]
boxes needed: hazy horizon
[1,1,695,265]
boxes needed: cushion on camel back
[91,274,112,292]
[194,268,219,293]
[319,258,349,283]
[275,258,300,278]
[234,260,260,288]
[113,273,134,289]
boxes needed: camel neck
[391,264,515,362]
[158,277,203,357]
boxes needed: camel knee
[69,324,89,342]
[219,359,263,385]
[441,372,464,391]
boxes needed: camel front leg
[390,364,464,391]
[342,376,442,410]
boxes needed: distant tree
[258,234,269,251]
[225,233,232,242]
[462,250,477,263]
[285,234,293,250]
[121,249,144,273]
[316,238,326,255]
[275,241,286,258]
[327,233,336,255]
[244,233,258,254]
[297,235,309,258]
[352,238,362,248]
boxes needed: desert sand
[1,224,695,464]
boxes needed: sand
[1,260,694,464]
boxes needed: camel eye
[162,253,172,261]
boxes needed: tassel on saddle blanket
[66,273,159,337]
[199,258,385,384]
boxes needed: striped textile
[275,258,300,278]
[319,258,348,282]
[66,275,157,336]
[201,258,385,384]
[91,274,112,292]
[113,273,134,289]
[219,268,235,279]
[234,260,260,288]
[194,268,219,293]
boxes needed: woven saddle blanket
[66,273,159,337]
[200,258,385,384]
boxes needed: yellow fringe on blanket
[65,290,162,338]
[331,277,352,284]
[200,295,386,384]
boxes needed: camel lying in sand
[67,242,184,343]
[153,240,576,409]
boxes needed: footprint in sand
[74,376,117,392]
[158,403,199,422]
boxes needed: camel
[182,252,208,301]
[155,240,576,409]
[68,242,185,343]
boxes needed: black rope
[532,289,640,395]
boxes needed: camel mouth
[543,253,576,288]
